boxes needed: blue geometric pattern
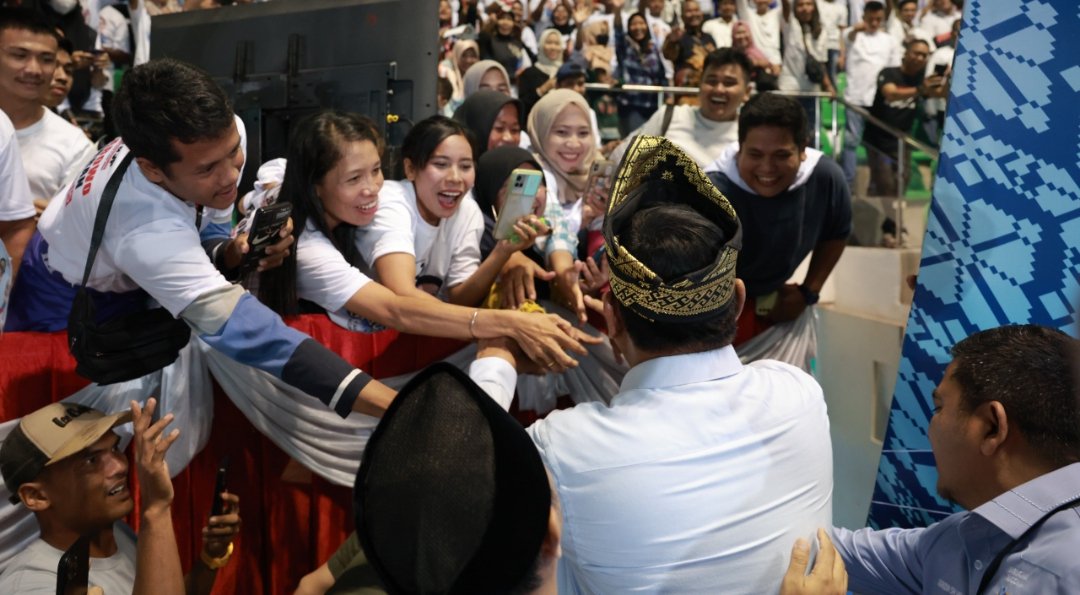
[868,0,1080,529]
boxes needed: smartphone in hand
[210,457,230,517]
[585,159,616,211]
[241,202,292,274]
[494,169,544,241]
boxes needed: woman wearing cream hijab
[438,39,481,113]
[527,89,597,236]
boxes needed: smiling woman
[251,111,593,372]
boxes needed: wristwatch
[200,542,234,570]
[797,284,820,306]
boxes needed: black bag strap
[80,152,135,287]
[976,493,1080,594]
[660,102,675,137]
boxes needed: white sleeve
[0,120,34,221]
[295,230,372,312]
[444,199,485,289]
[60,137,98,199]
[112,221,231,316]
[358,183,418,264]
[98,7,132,54]
[467,356,518,411]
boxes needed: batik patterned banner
[868,0,1080,528]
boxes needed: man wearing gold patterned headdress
[524,135,834,594]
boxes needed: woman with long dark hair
[252,111,591,368]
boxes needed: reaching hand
[499,257,557,310]
[578,256,610,296]
[767,284,808,323]
[780,529,848,595]
[226,217,295,273]
[131,398,180,516]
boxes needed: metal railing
[583,82,941,247]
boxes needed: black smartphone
[241,202,292,273]
[591,244,607,267]
[210,457,230,517]
[56,534,90,595]
[933,63,947,76]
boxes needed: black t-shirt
[864,66,924,156]
[708,157,852,298]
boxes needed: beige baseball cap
[1,402,132,504]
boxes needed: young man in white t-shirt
[5,57,402,419]
[736,0,781,64]
[702,0,738,48]
[0,109,35,330]
[0,10,96,213]
[840,1,900,193]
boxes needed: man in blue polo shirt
[831,324,1080,593]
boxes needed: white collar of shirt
[705,143,823,194]
[972,462,1080,540]
[619,345,743,393]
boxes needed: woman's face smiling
[407,134,475,225]
[479,67,510,94]
[542,32,564,62]
[488,103,522,151]
[317,139,383,229]
[628,15,649,42]
[544,104,592,174]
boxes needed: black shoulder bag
[67,153,192,385]
[803,27,826,85]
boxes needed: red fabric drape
[0,316,467,594]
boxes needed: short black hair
[737,92,808,148]
[897,0,918,8]
[702,47,752,85]
[616,203,739,353]
[950,325,1080,469]
[111,58,235,169]
[56,36,73,56]
[0,7,58,40]
[863,1,886,13]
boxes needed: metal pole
[897,136,905,248]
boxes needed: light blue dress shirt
[527,345,833,594]
[831,462,1080,594]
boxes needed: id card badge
[755,291,778,317]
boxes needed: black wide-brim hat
[354,363,551,595]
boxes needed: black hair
[397,115,474,180]
[0,7,58,39]
[437,76,453,102]
[897,0,918,8]
[616,203,739,353]
[950,325,1080,469]
[258,111,384,316]
[111,58,235,170]
[737,92,808,147]
[702,47,752,84]
[863,1,886,13]
[793,0,822,40]
[56,36,73,55]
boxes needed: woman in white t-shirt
[360,116,550,310]
[778,0,835,125]
[254,111,592,369]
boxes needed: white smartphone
[493,169,544,240]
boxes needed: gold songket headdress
[602,135,742,323]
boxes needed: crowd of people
[3,1,1070,595]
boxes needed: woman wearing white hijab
[517,28,566,118]
[462,59,514,97]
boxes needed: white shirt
[527,346,834,594]
[843,30,901,106]
[618,104,739,168]
[779,16,830,92]
[357,180,484,300]
[37,117,246,316]
[818,0,848,51]
[918,9,960,42]
[0,111,34,222]
[294,220,375,331]
[737,0,782,64]
[923,44,955,117]
[0,523,137,594]
[702,15,737,48]
[15,109,96,202]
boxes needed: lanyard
[975,494,1080,594]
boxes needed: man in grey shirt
[831,324,1080,594]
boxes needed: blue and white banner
[868,0,1080,528]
